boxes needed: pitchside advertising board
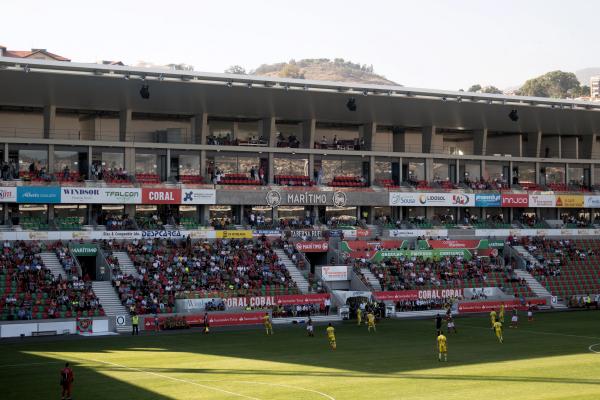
[61,188,142,204]
[321,266,348,281]
[373,288,464,301]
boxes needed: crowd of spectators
[98,212,135,231]
[1,241,104,320]
[0,160,19,180]
[106,237,299,305]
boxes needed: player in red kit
[60,362,74,400]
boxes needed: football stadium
[2,26,600,399]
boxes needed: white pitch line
[0,361,62,368]
[588,343,600,354]
[193,379,336,400]
[62,355,263,400]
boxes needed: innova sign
[501,194,529,207]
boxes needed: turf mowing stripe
[461,323,600,340]
[0,361,63,368]
[60,354,264,400]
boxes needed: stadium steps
[274,249,310,294]
[113,251,140,279]
[39,252,67,280]
[272,314,343,325]
[512,245,542,268]
[513,270,566,309]
[92,281,131,333]
[360,268,382,291]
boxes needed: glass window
[278,206,307,221]
[462,161,481,181]
[19,149,47,172]
[54,205,87,223]
[215,156,260,174]
[135,153,157,174]
[19,204,48,224]
[321,159,362,183]
[485,162,506,182]
[325,206,357,225]
[567,165,584,185]
[274,158,308,176]
[515,162,536,183]
[544,165,565,184]
[374,161,392,181]
[102,152,124,170]
[54,150,79,173]
[432,161,450,181]
[179,154,200,175]
[408,161,425,181]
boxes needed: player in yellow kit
[493,320,503,343]
[437,332,448,362]
[356,307,362,326]
[367,311,376,332]
[499,303,505,323]
[326,323,336,350]
[263,312,273,335]
[490,310,497,327]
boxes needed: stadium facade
[1,56,600,230]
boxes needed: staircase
[360,268,382,291]
[92,281,131,333]
[113,252,140,279]
[40,252,67,280]
[512,245,542,268]
[275,249,310,294]
[513,269,567,309]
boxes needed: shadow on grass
[1,311,599,399]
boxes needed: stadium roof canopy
[1,56,600,135]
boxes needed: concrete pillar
[422,126,442,154]
[4,143,8,163]
[191,112,208,144]
[541,135,560,158]
[361,122,376,151]
[119,109,132,142]
[369,156,376,185]
[47,144,54,173]
[398,157,403,184]
[455,159,460,183]
[200,150,207,180]
[48,205,54,223]
[425,158,434,182]
[581,134,598,160]
[88,146,93,179]
[271,207,278,223]
[308,154,314,181]
[473,129,488,156]
[261,117,277,147]
[508,161,514,185]
[302,119,316,149]
[392,128,406,152]
[591,163,596,186]
[125,205,136,220]
[268,153,274,184]
[481,160,486,181]
[526,131,542,158]
[125,147,136,174]
[535,162,541,185]
[232,122,239,140]
[565,163,569,183]
[202,205,210,225]
[166,148,171,178]
[43,105,56,139]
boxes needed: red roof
[1,48,70,62]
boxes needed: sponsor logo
[332,191,347,207]
[266,190,282,207]
[0,188,15,201]
[501,194,528,207]
[419,194,446,205]
[183,191,193,202]
[452,194,470,205]
[62,188,100,195]
[149,191,174,201]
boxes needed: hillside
[249,58,398,86]
[575,67,600,86]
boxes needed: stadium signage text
[373,289,464,301]
[295,241,329,252]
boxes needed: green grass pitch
[1,311,600,399]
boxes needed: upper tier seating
[179,175,204,184]
[135,173,161,184]
[330,176,367,187]
[274,175,313,186]
[218,173,261,185]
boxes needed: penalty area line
[55,354,263,400]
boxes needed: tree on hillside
[481,85,503,94]
[517,70,582,98]
[468,84,482,92]
[279,63,305,79]
[225,65,246,75]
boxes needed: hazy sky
[2,0,598,90]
